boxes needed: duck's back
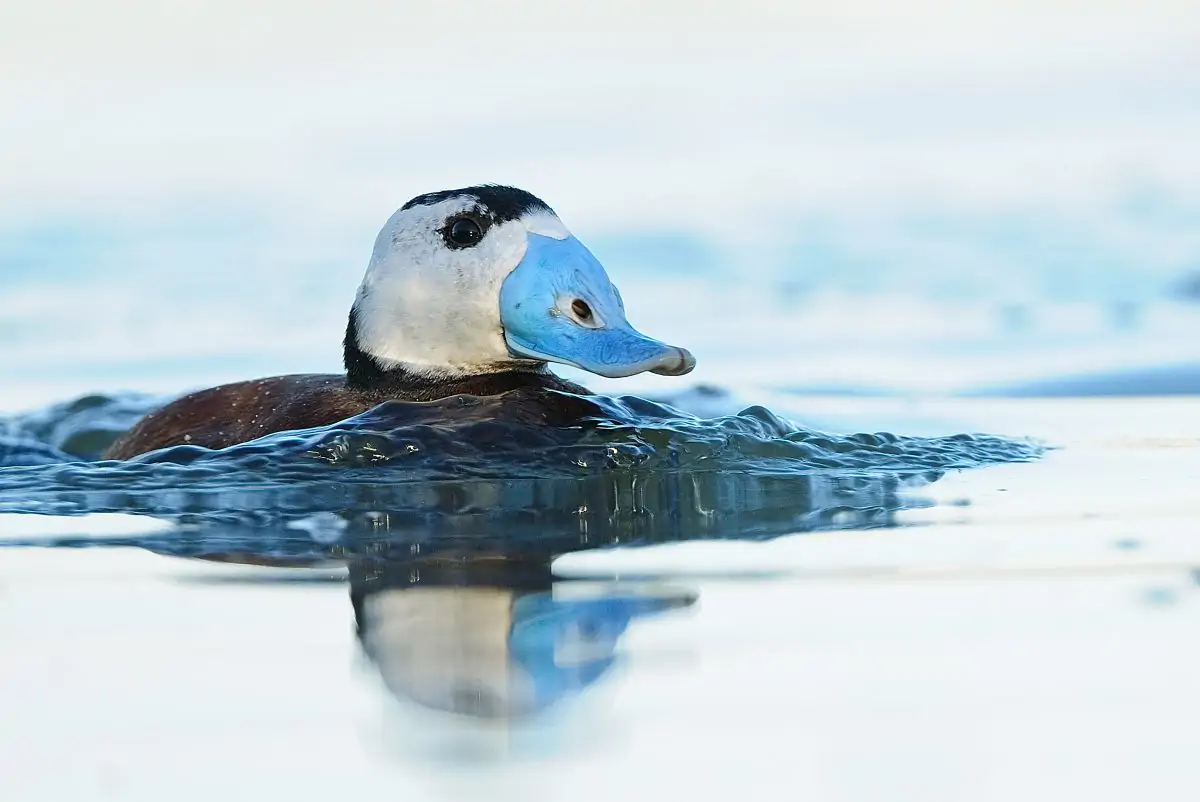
[103,372,590,459]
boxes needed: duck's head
[345,185,696,383]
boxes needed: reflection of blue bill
[360,584,696,718]
[508,590,696,713]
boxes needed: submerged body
[104,371,588,459]
[104,185,694,459]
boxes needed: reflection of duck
[350,553,695,718]
[13,468,943,717]
[105,185,695,459]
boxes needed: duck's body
[104,370,588,459]
[103,185,693,460]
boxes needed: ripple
[0,387,1047,720]
[0,388,1042,557]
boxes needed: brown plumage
[103,370,590,460]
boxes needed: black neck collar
[343,310,548,398]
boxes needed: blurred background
[3,0,1199,409]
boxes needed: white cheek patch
[354,198,562,376]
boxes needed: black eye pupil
[448,217,483,247]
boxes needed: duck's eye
[571,299,593,321]
[445,216,484,248]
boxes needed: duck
[103,185,695,459]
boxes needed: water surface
[1,395,1196,800]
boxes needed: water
[0,385,1046,731]
[1,395,1197,801]
[0,389,1039,568]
